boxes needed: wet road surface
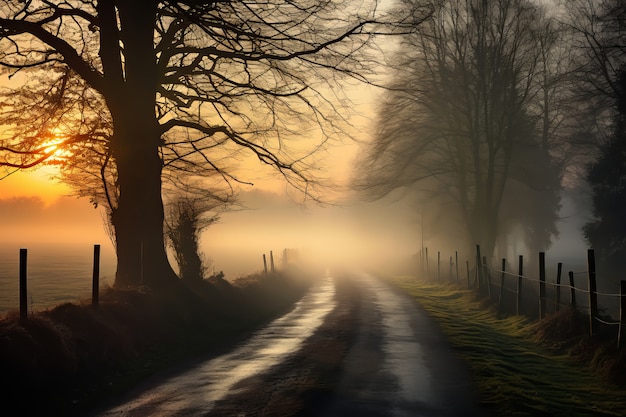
[314,272,481,417]
[91,271,484,416]
[92,276,336,416]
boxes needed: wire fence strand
[483,264,620,297]
[594,316,621,326]
[426,246,625,346]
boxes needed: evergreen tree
[584,70,626,271]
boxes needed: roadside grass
[0,266,316,416]
[387,275,626,417]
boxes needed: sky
[0,67,594,281]
[0,73,423,279]
[0,139,425,279]
[0,168,112,249]
[0,145,592,281]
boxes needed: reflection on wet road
[94,276,336,417]
[317,272,479,417]
[375,276,434,410]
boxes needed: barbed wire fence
[417,245,626,349]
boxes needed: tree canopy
[570,0,626,273]
[0,0,395,287]
[357,0,568,258]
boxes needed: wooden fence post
[449,255,453,282]
[476,245,484,292]
[569,271,577,308]
[19,248,28,321]
[263,254,268,274]
[437,251,441,282]
[270,250,275,273]
[516,255,523,316]
[466,260,470,289]
[618,280,626,349]
[588,249,598,336]
[425,247,429,277]
[456,251,459,283]
[140,240,144,286]
[539,252,546,319]
[555,262,562,312]
[92,244,100,307]
[473,264,479,288]
[499,258,506,313]
[483,256,492,300]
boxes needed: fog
[0,186,593,284]
[0,190,420,279]
[0,196,110,247]
[199,189,420,279]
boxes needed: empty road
[90,271,485,416]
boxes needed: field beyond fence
[2,244,293,318]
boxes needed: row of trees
[357,0,626,274]
[0,0,430,288]
[577,0,626,274]
[0,0,623,285]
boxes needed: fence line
[10,245,287,318]
[15,245,102,319]
[419,245,626,348]
[483,251,620,299]
[487,266,593,295]
[595,316,621,326]
[483,262,616,297]
[594,290,622,298]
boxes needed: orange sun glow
[40,129,74,164]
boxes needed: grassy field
[386,275,626,417]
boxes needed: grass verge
[0,266,316,416]
[386,275,626,417]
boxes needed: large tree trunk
[107,1,178,288]
[111,126,177,288]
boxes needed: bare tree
[0,1,399,288]
[567,0,626,115]
[357,0,568,258]
[554,0,623,170]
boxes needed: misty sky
[0,20,594,281]
[0,180,422,279]
[0,173,592,281]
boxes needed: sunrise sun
[40,128,74,163]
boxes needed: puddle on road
[96,275,336,417]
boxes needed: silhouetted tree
[165,189,228,282]
[357,0,566,258]
[584,72,626,272]
[567,0,626,117]
[0,1,393,288]
[568,0,626,272]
